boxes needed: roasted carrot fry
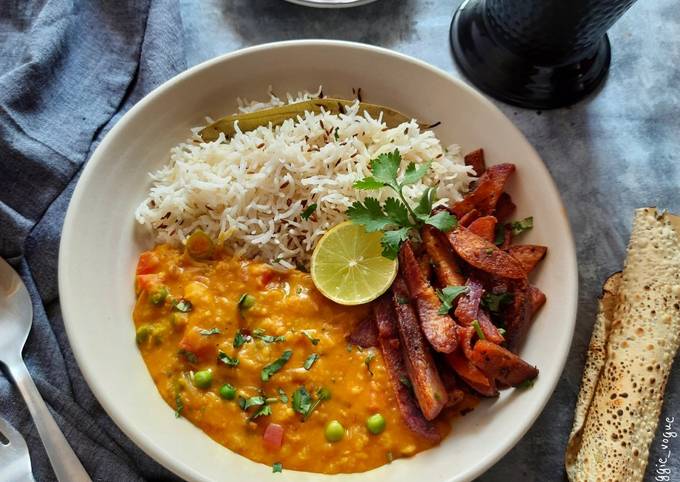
[348,316,378,348]
[451,163,515,217]
[447,227,527,280]
[469,339,538,387]
[399,242,458,354]
[418,251,433,282]
[459,209,480,227]
[476,310,505,345]
[422,225,466,287]
[494,192,516,222]
[435,355,466,408]
[454,278,483,325]
[468,216,497,243]
[506,245,547,274]
[464,148,486,176]
[391,276,448,420]
[445,351,498,397]
[373,297,441,440]
[528,285,546,319]
[502,283,532,350]
[456,324,476,359]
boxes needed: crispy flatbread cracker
[565,208,680,482]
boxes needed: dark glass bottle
[450,0,637,109]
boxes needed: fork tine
[0,416,26,448]
[0,415,34,482]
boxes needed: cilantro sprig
[436,285,469,315]
[347,150,457,259]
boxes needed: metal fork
[0,415,35,482]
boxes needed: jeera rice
[135,91,475,269]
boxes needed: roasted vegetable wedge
[467,216,497,243]
[446,351,498,397]
[451,163,515,217]
[463,148,486,176]
[447,227,527,280]
[506,244,547,274]
[391,276,448,420]
[373,296,441,441]
[469,339,538,387]
[399,242,458,354]
[422,225,466,287]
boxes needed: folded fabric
[0,1,186,480]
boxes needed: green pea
[193,370,213,389]
[325,420,345,443]
[219,383,236,400]
[135,324,154,345]
[366,413,386,435]
[149,286,169,305]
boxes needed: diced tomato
[178,327,216,360]
[136,274,160,293]
[136,251,160,275]
[263,423,284,451]
[258,270,275,288]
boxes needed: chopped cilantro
[178,349,198,364]
[248,404,272,421]
[174,392,184,418]
[217,350,239,367]
[272,462,283,473]
[472,320,485,340]
[348,150,457,259]
[518,378,536,389]
[494,224,506,246]
[301,203,317,220]
[277,388,288,404]
[199,328,221,336]
[399,376,413,392]
[243,396,266,410]
[364,352,376,376]
[172,298,192,313]
[252,328,285,343]
[303,353,319,370]
[292,386,330,420]
[481,292,514,314]
[509,216,534,236]
[301,330,320,345]
[436,285,469,315]
[397,296,410,305]
[261,350,292,381]
[233,329,251,348]
[292,386,312,416]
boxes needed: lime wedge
[310,222,398,305]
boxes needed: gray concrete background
[180,1,680,480]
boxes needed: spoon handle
[8,359,92,482]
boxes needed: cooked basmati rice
[135,91,474,269]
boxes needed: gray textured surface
[180,1,680,480]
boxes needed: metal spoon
[0,257,91,482]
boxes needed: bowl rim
[59,39,578,482]
[283,0,379,8]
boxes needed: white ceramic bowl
[59,40,578,482]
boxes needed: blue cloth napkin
[0,1,186,480]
